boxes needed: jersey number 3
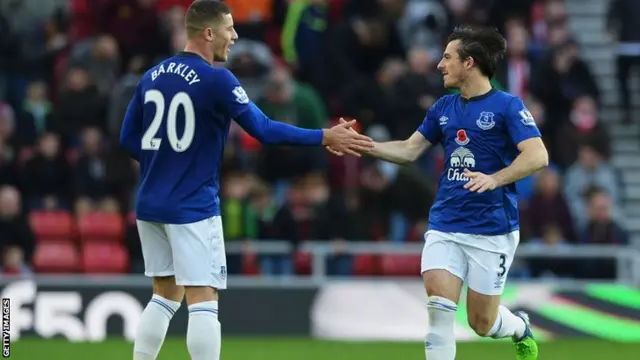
[142,90,195,152]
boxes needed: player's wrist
[491,173,505,187]
[321,129,331,146]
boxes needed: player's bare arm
[325,119,431,163]
[464,137,548,193]
[367,131,432,164]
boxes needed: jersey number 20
[142,90,195,152]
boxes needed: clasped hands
[322,118,372,157]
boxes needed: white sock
[486,305,526,340]
[187,301,221,360]
[133,295,182,360]
[425,296,457,360]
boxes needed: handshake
[322,118,374,157]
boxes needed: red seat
[353,254,378,276]
[81,242,129,274]
[294,251,312,275]
[29,211,75,242]
[380,255,421,276]
[77,212,124,243]
[241,252,260,276]
[32,241,79,273]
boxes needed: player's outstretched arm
[219,69,371,154]
[234,103,373,155]
[367,131,432,164]
[326,119,431,164]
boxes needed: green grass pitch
[9,337,640,359]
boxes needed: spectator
[0,0,68,109]
[73,127,119,213]
[494,18,534,99]
[552,96,611,169]
[257,67,327,185]
[245,181,278,241]
[323,14,405,106]
[391,47,443,139]
[564,142,622,231]
[0,136,20,190]
[22,133,71,210]
[266,178,306,275]
[526,168,576,242]
[1,245,34,278]
[607,0,640,123]
[281,0,329,85]
[67,34,120,96]
[223,0,273,42]
[257,66,328,130]
[528,224,574,278]
[0,185,35,263]
[576,187,629,279]
[531,40,600,123]
[99,0,162,66]
[221,172,255,241]
[398,0,449,54]
[51,66,108,146]
[225,39,275,101]
[17,81,53,147]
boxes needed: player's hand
[322,118,373,157]
[463,169,498,193]
[324,118,367,156]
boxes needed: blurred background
[0,0,639,358]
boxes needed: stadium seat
[353,254,379,276]
[32,241,79,273]
[241,252,260,276]
[77,212,125,243]
[29,211,75,242]
[81,242,129,274]
[294,251,312,275]
[380,255,421,276]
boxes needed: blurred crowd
[0,0,632,280]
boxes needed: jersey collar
[176,51,206,61]
[461,88,497,103]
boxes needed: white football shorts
[420,229,519,296]
[136,216,227,289]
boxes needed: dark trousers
[616,55,640,112]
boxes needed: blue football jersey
[417,89,541,235]
[122,52,253,224]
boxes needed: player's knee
[152,276,184,302]
[185,286,218,306]
[422,269,463,301]
[468,313,494,337]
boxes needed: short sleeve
[416,99,443,145]
[506,97,542,145]
[212,68,252,118]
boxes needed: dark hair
[447,25,507,78]
[185,0,231,37]
[583,185,607,201]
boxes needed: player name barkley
[151,62,201,86]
